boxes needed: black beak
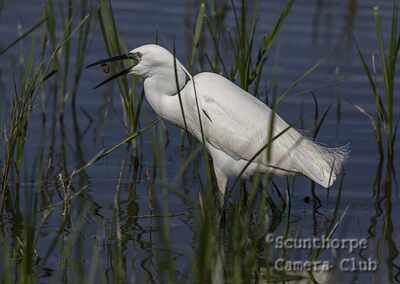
[92,64,136,89]
[87,53,139,89]
[86,54,133,68]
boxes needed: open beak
[86,53,139,89]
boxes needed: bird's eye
[130,52,142,64]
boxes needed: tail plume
[295,141,350,188]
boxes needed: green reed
[203,0,294,96]
[355,4,400,283]
[0,17,51,213]
[0,1,93,282]
[355,1,400,160]
[0,0,354,283]
[181,1,342,283]
[97,0,142,134]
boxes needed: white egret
[88,44,349,195]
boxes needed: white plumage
[90,44,349,195]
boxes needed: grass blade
[0,17,47,57]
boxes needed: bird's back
[188,72,296,164]
[184,72,349,188]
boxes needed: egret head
[88,44,187,93]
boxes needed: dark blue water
[0,1,399,283]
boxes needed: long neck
[142,57,189,127]
[143,75,186,127]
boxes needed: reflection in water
[366,155,400,282]
[312,0,358,60]
[261,269,333,284]
[0,0,399,283]
[341,0,358,49]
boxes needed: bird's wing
[184,72,349,188]
[192,72,301,165]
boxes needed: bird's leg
[240,180,248,209]
[213,166,228,229]
[213,167,228,205]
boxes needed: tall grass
[181,1,345,283]
[203,0,295,97]
[355,3,400,283]
[97,0,142,134]
[0,0,375,283]
[0,1,93,282]
[355,1,400,161]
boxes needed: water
[0,0,399,283]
